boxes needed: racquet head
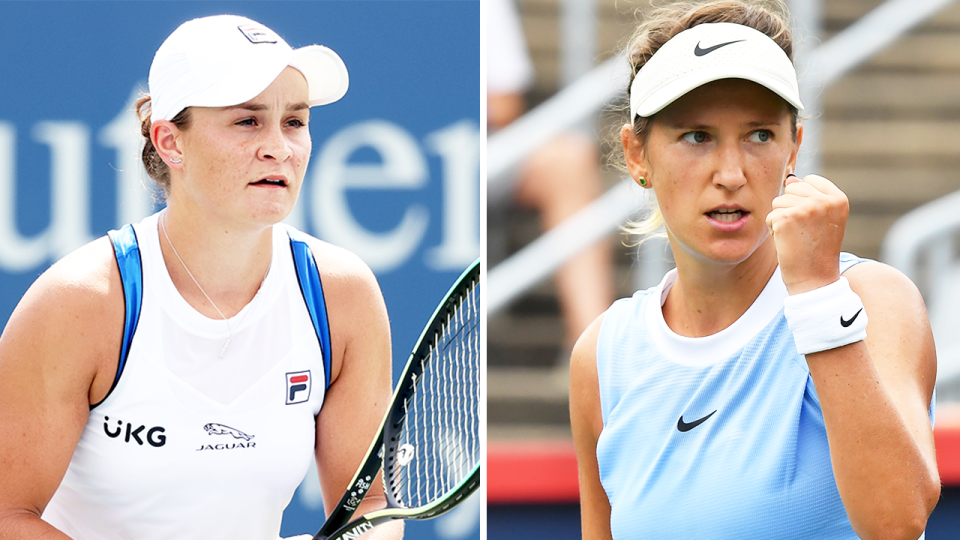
[315,259,480,540]
[382,259,480,515]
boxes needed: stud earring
[638,176,647,186]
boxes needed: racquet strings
[388,274,480,509]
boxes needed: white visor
[149,15,349,121]
[629,22,802,120]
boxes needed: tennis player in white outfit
[0,15,401,540]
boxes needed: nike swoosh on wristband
[677,410,717,432]
[840,308,863,328]
[694,40,745,56]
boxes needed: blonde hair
[617,0,798,245]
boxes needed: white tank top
[43,213,327,540]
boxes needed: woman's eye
[749,130,772,143]
[286,118,307,128]
[235,118,256,127]
[682,131,708,144]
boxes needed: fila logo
[286,370,312,405]
[103,416,167,447]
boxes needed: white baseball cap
[149,15,349,121]
[629,22,802,120]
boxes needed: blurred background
[0,1,479,539]
[486,0,960,537]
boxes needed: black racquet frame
[313,259,480,540]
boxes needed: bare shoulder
[10,237,121,332]
[571,313,605,383]
[300,235,382,296]
[843,259,936,392]
[0,237,123,515]
[0,235,124,406]
[843,260,928,325]
[570,312,607,435]
[306,238,393,502]
[295,235,390,384]
[27,236,123,322]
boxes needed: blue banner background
[0,1,480,538]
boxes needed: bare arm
[807,262,939,540]
[0,238,122,540]
[768,174,939,539]
[311,242,402,540]
[569,314,613,540]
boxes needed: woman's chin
[680,237,768,267]
[247,200,297,225]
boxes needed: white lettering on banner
[0,122,94,272]
[33,122,94,258]
[99,88,156,226]
[0,123,48,271]
[425,120,480,271]
[312,120,430,273]
[312,119,480,273]
[0,94,478,275]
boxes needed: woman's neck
[158,207,274,319]
[662,239,779,338]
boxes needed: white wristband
[783,277,868,355]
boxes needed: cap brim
[636,67,804,118]
[291,45,349,106]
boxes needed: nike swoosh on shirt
[694,40,745,56]
[677,410,717,432]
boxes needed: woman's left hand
[766,173,849,295]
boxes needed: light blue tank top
[596,253,878,539]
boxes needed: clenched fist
[766,174,849,295]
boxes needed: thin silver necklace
[160,212,269,358]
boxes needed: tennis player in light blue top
[570,1,940,538]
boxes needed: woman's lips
[705,209,749,231]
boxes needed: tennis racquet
[314,259,481,540]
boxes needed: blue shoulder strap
[104,224,143,404]
[285,226,333,391]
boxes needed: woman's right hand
[766,173,848,296]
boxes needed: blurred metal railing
[489,180,640,315]
[486,56,629,206]
[882,190,960,385]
